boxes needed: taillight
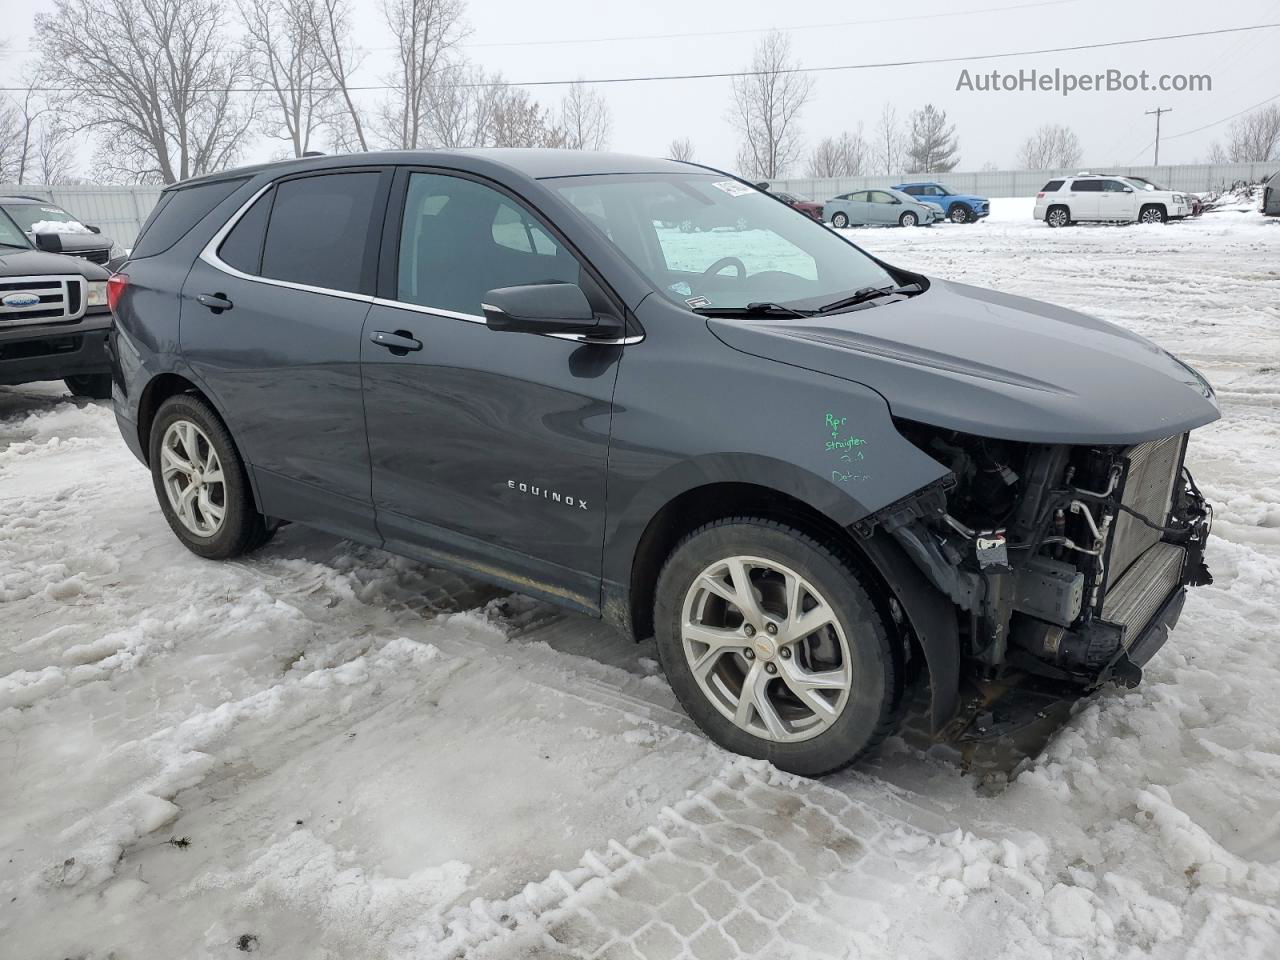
[107,273,129,313]
[1036,192,1045,199]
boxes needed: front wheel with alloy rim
[899,211,918,227]
[148,393,272,559]
[1139,205,1167,224]
[948,205,970,223]
[653,518,901,776]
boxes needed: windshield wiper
[817,282,924,314]
[692,301,814,319]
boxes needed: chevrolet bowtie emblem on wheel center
[508,480,588,510]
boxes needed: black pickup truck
[0,211,114,398]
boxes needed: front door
[181,168,390,540]
[866,190,899,224]
[1099,179,1138,220]
[360,169,623,612]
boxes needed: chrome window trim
[202,178,644,345]
[199,182,375,305]
[0,274,86,327]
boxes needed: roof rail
[0,194,52,202]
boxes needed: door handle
[369,329,422,353]
[197,293,233,313]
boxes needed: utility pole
[1145,107,1173,165]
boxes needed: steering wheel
[702,256,746,280]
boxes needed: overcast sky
[3,0,1278,180]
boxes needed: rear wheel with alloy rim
[654,518,901,776]
[899,211,918,227]
[148,393,272,559]
[831,211,850,228]
[1046,206,1070,228]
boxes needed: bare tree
[559,81,611,151]
[34,0,256,183]
[873,103,906,175]
[667,137,695,162]
[377,0,467,149]
[306,0,369,151]
[423,61,496,148]
[486,84,563,148]
[1208,104,1280,162]
[0,98,26,183]
[35,119,78,184]
[905,104,960,173]
[1018,123,1082,169]
[806,127,868,177]
[239,0,332,157]
[728,31,813,179]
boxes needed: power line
[4,22,1278,93]
[1162,90,1280,141]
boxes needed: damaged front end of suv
[877,424,1212,705]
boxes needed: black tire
[1139,204,1167,224]
[831,211,850,228]
[899,211,918,227]
[948,204,970,223]
[653,518,901,777]
[148,393,271,559]
[1046,205,1070,228]
[64,374,112,399]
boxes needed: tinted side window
[131,178,247,259]
[217,188,272,274]
[1101,180,1129,192]
[902,186,922,196]
[1072,180,1103,192]
[1041,179,1065,192]
[397,172,579,315]
[261,172,379,293]
[869,191,895,204]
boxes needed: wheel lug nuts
[780,648,791,659]
[765,663,777,674]
[744,649,755,660]
[765,623,777,636]
[744,624,755,637]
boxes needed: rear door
[181,167,390,540]
[841,191,870,223]
[1067,179,1102,219]
[359,168,623,612]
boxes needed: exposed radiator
[1102,541,1185,643]
[1109,434,1184,580]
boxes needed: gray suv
[108,150,1218,775]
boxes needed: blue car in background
[892,182,989,223]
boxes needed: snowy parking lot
[3,199,1280,959]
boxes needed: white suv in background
[1034,173,1192,227]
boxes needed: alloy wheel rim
[1141,209,1161,223]
[1049,210,1067,226]
[951,207,966,222]
[680,555,853,743]
[160,420,227,537]
[903,213,916,226]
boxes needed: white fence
[0,183,164,245]
[766,161,1277,201]
[4,160,1276,243]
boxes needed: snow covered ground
[3,201,1279,959]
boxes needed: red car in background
[757,184,824,221]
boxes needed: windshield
[2,203,89,234]
[0,210,31,248]
[552,173,897,311]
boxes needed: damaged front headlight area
[865,419,1213,690]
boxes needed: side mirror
[1122,187,1134,193]
[482,282,623,339]
[87,225,102,234]
[34,232,63,253]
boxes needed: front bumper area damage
[856,427,1213,741]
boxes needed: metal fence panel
[0,183,164,244]
[766,161,1277,201]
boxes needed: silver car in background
[824,187,942,228]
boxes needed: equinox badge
[508,480,588,510]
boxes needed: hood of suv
[0,247,111,280]
[707,278,1220,444]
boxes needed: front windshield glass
[2,203,87,233]
[552,173,896,311]
[0,211,31,248]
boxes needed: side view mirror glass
[87,225,102,234]
[482,282,623,339]
[33,232,63,253]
